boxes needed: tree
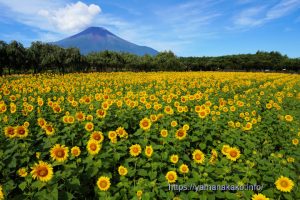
[154,51,184,71]
[28,41,44,73]
[0,41,7,75]
[6,41,26,74]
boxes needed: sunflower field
[0,72,299,200]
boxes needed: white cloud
[266,0,300,20]
[232,0,300,28]
[38,1,101,33]
[0,0,101,35]
[234,6,266,26]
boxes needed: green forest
[1,40,299,75]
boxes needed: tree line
[0,40,299,75]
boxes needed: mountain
[51,27,158,56]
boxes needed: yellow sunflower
[71,146,81,157]
[62,116,68,124]
[226,147,241,161]
[243,122,252,131]
[50,144,69,162]
[4,126,16,138]
[251,193,269,200]
[284,115,293,122]
[175,128,187,140]
[171,120,178,127]
[86,115,93,121]
[209,149,218,164]
[87,140,101,155]
[44,124,55,136]
[36,152,41,159]
[179,164,189,174]
[97,176,111,191]
[160,129,168,138]
[118,165,128,176]
[192,149,205,164]
[116,127,127,138]
[96,109,106,118]
[136,190,143,199]
[221,145,231,155]
[165,171,177,183]
[145,145,153,158]
[75,111,85,121]
[287,157,294,163]
[275,176,294,192]
[170,155,179,164]
[129,144,142,157]
[37,118,47,128]
[23,121,30,128]
[108,131,117,140]
[292,138,299,145]
[18,167,28,177]
[182,124,190,131]
[0,185,4,200]
[31,161,53,182]
[198,110,207,119]
[164,106,174,115]
[90,131,104,143]
[139,118,152,130]
[67,116,75,124]
[85,122,94,132]
[15,125,28,138]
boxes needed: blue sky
[0,0,300,57]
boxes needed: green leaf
[199,143,206,150]
[283,193,293,200]
[114,153,121,161]
[149,171,157,180]
[70,177,80,186]
[138,169,148,177]
[19,182,27,191]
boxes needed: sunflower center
[56,149,65,158]
[168,174,174,180]
[142,121,149,127]
[38,167,48,177]
[90,143,97,151]
[87,124,92,129]
[195,154,202,160]
[73,150,78,155]
[47,126,53,132]
[280,180,288,187]
[147,149,152,154]
[18,129,25,135]
[8,128,14,135]
[100,180,107,188]
[133,147,139,153]
[93,134,100,140]
[230,151,237,157]
[177,130,184,137]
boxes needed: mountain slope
[52,27,158,56]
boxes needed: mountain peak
[70,26,115,39]
[52,26,158,55]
